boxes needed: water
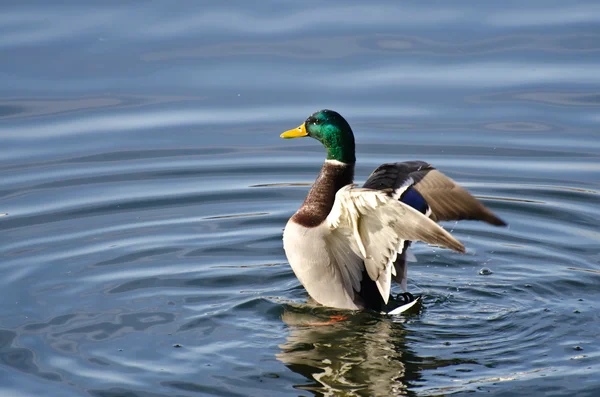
[1,1,600,396]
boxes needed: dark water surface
[2,1,600,396]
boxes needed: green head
[280,109,356,164]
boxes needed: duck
[280,109,506,313]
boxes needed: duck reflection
[277,304,422,396]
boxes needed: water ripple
[2,1,600,396]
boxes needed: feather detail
[392,176,415,200]
[364,162,506,226]
[326,185,465,304]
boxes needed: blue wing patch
[400,187,429,215]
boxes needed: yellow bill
[280,123,307,139]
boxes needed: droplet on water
[479,267,493,275]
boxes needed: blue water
[1,1,600,396]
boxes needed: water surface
[1,1,600,396]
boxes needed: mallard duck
[280,109,506,312]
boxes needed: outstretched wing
[364,161,507,226]
[326,185,464,303]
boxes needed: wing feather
[364,162,506,226]
[412,169,507,226]
[326,185,465,304]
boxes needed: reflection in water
[278,306,412,396]
[277,305,470,396]
[2,1,600,396]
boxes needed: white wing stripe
[392,176,415,200]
